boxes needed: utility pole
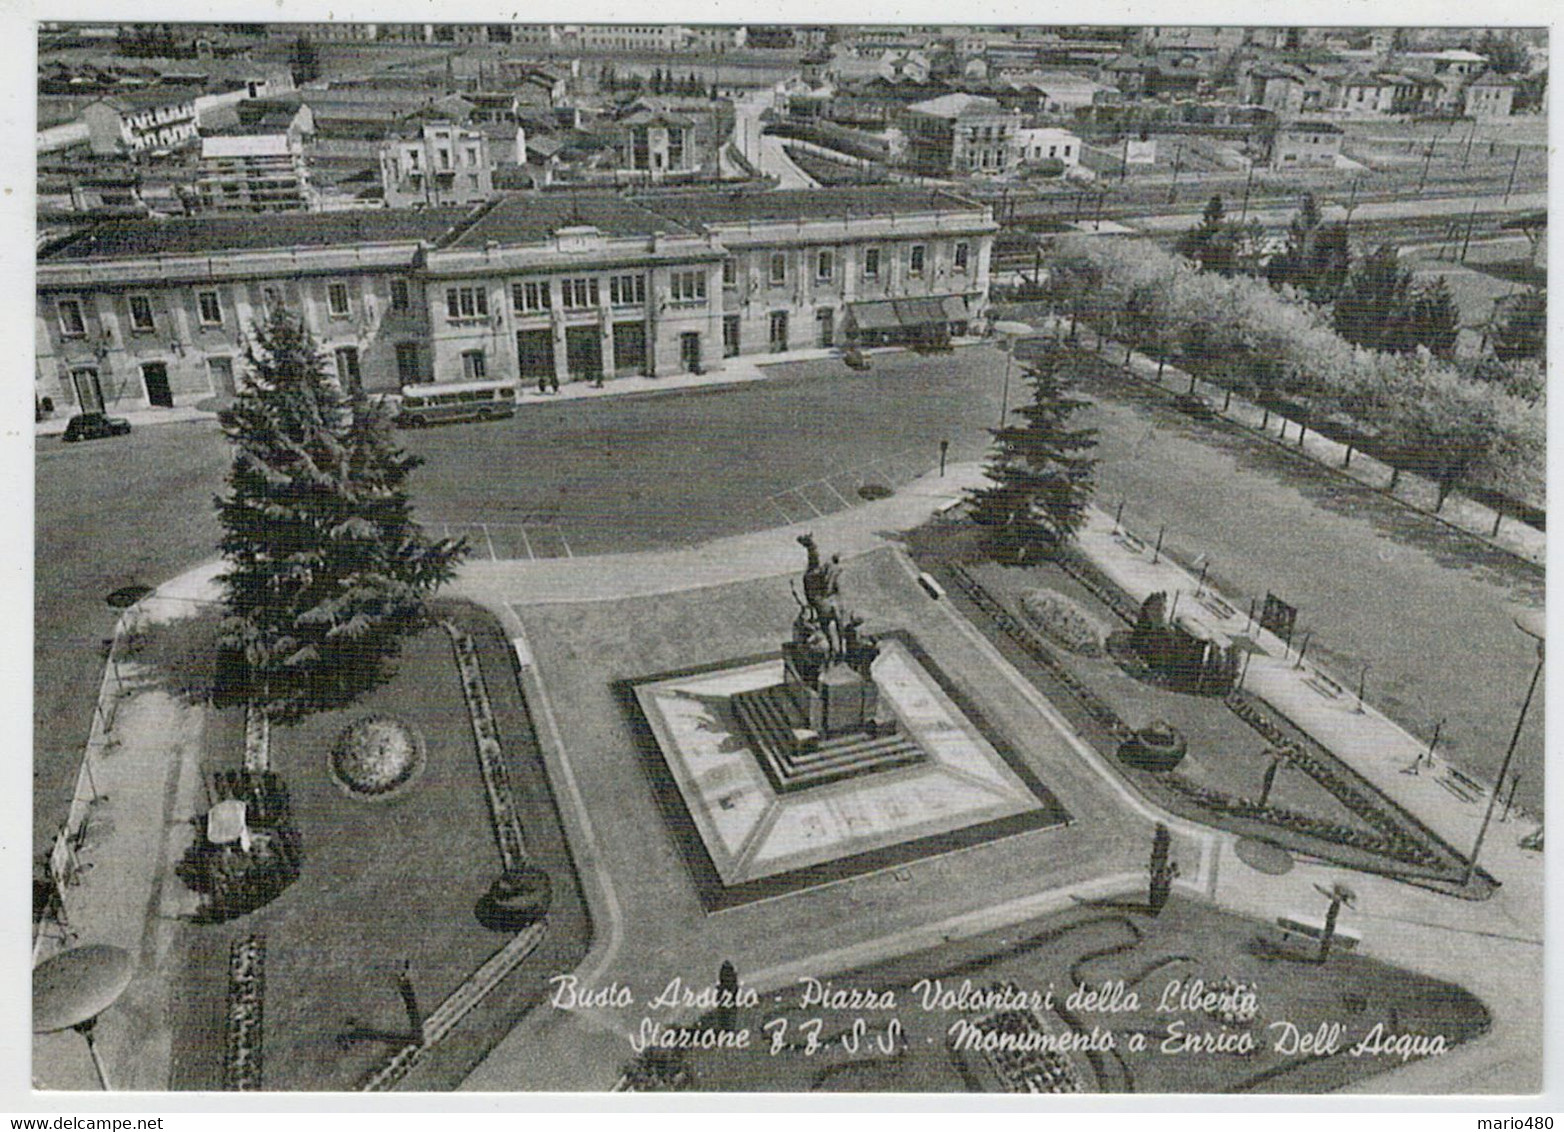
[1343,176,1360,234]
[1461,119,1476,170]
[1459,195,1480,263]
[1503,144,1522,204]
[1167,141,1183,204]
[1416,133,1436,195]
[1239,163,1254,222]
[1120,130,1130,182]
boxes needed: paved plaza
[631,630,1069,904]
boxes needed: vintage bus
[395,380,518,426]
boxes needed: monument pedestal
[784,654,879,740]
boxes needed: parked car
[1172,393,1217,421]
[843,347,871,371]
[62,412,132,442]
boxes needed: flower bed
[1019,590,1105,656]
[945,562,1455,876]
[329,715,427,798]
[223,934,265,1092]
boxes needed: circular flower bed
[329,715,427,799]
[1019,590,1105,656]
[1118,720,1188,773]
[475,865,553,932]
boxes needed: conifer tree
[1177,194,1235,274]
[215,309,467,714]
[1407,277,1461,359]
[1267,194,1349,301]
[1334,244,1417,352]
[967,345,1099,562]
[1492,287,1546,361]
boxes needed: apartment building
[81,89,199,155]
[378,122,493,208]
[195,133,314,212]
[901,92,1023,175]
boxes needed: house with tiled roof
[1464,71,1516,118]
[81,89,199,155]
[902,92,1023,174]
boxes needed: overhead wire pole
[1416,131,1437,195]
[1463,612,1545,887]
[1503,144,1522,203]
[1342,176,1360,234]
[1167,140,1183,204]
[1459,195,1481,263]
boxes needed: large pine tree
[1333,244,1417,353]
[968,345,1099,562]
[215,309,466,713]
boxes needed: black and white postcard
[19,3,1554,1109]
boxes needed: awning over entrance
[891,297,949,327]
[848,296,969,332]
[847,300,901,331]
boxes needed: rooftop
[633,186,986,228]
[40,207,473,262]
[87,87,198,113]
[443,192,697,248]
[39,186,995,264]
[200,133,296,159]
[905,92,1005,118]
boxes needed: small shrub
[475,865,553,932]
[1019,590,1105,655]
[178,771,304,922]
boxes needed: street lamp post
[1463,610,1544,887]
[33,944,135,1091]
[992,320,1034,430]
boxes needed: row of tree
[1177,194,1465,359]
[601,65,719,100]
[1182,193,1544,368]
[1044,236,1544,512]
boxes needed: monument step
[788,733,922,768]
[732,683,928,793]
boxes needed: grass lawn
[680,893,1490,1094]
[958,553,1370,833]
[1465,257,1547,290]
[165,604,588,1091]
[905,519,1482,891]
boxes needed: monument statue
[798,533,844,652]
[783,534,883,741]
